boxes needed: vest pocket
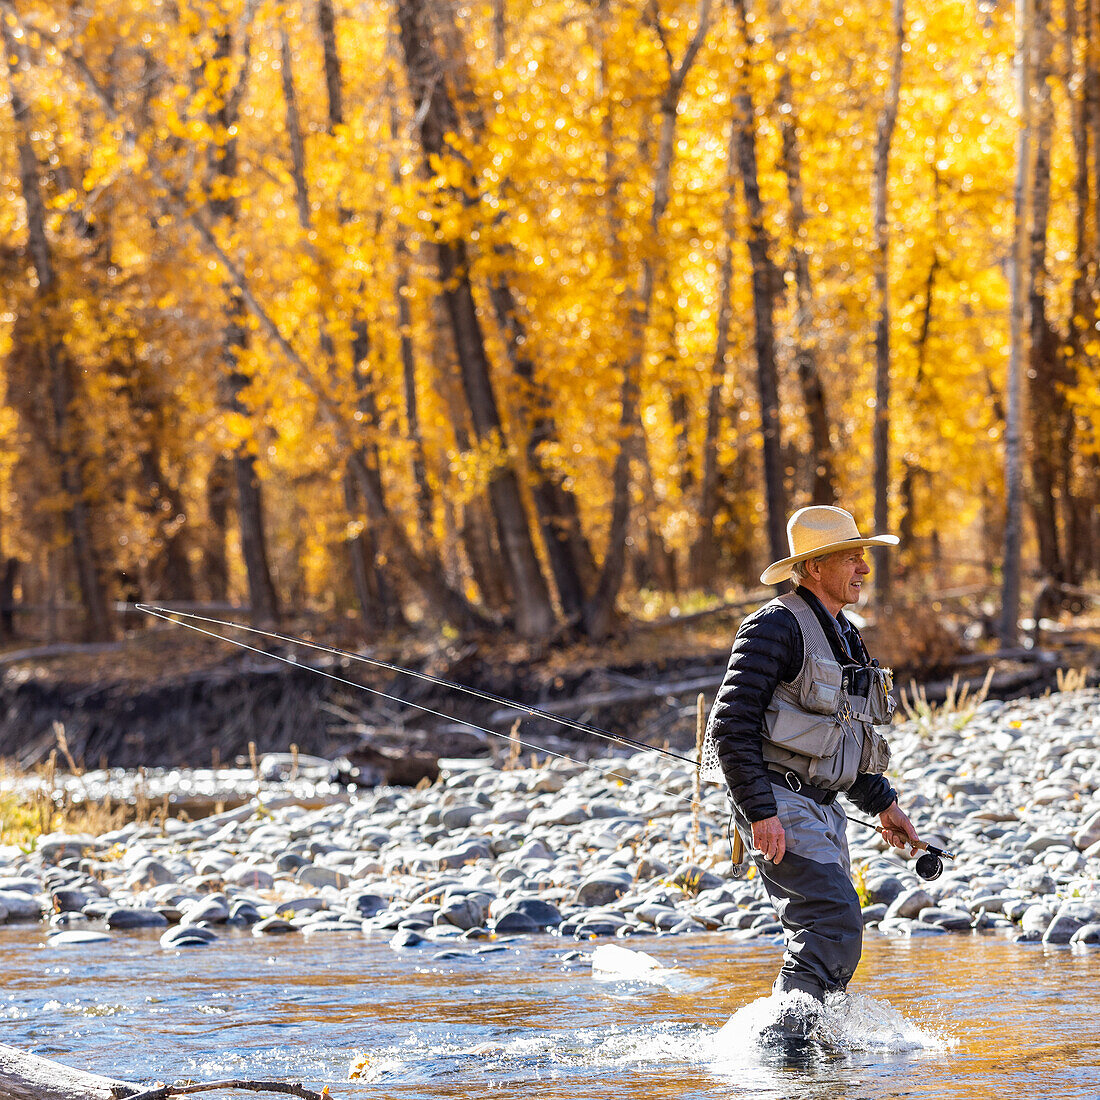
[765,706,843,760]
[864,666,896,724]
[858,726,891,774]
[797,655,845,715]
[808,724,863,790]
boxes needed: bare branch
[124,1079,330,1100]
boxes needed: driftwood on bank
[0,1044,330,1100]
[487,671,726,725]
[0,1043,141,1100]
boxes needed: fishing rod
[135,604,705,814]
[135,605,700,768]
[138,605,954,877]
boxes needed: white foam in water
[590,944,683,984]
[347,1052,405,1082]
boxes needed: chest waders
[731,593,895,1004]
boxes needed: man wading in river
[707,506,920,1041]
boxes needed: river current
[2,927,1098,1099]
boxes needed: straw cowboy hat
[760,506,899,585]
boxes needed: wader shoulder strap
[775,592,836,664]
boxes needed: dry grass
[1055,666,1090,693]
[898,667,995,734]
[0,723,165,848]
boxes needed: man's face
[808,548,871,614]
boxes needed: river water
[2,926,1098,1099]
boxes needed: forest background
[1,0,1099,659]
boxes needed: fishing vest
[761,593,894,792]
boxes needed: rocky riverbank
[1,688,1099,953]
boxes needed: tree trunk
[435,0,594,619]
[1001,0,1031,646]
[288,8,408,630]
[767,0,837,506]
[1060,0,1093,586]
[0,559,17,639]
[584,0,713,636]
[690,116,739,589]
[871,0,905,606]
[1026,0,1067,584]
[487,278,594,619]
[136,445,196,600]
[730,0,787,572]
[206,18,280,627]
[343,470,397,636]
[205,453,232,602]
[232,441,281,627]
[316,0,344,128]
[396,247,436,543]
[395,0,556,639]
[2,20,113,642]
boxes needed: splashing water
[813,991,953,1052]
[709,988,953,1062]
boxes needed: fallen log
[0,1043,141,1100]
[487,672,723,724]
[0,1044,332,1100]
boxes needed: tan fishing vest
[761,593,894,792]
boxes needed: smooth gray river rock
[0,877,44,895]
[225,865,275,890]
[346,892,388,918]
[104,906,169,930]
[575,871,631,907]
[918,907,973,931]
[1073,809,1100,851]
[1042,901,1100,945]
[52,888,94,913]
[46,929,112,946]
[126,858,177,889]
[435,895,485,930]
[486,896,558,928]
[161,924,218,948]
[37,835,106,864]
[863,873,905,906]
[252,916,297,935]
[885,887,934,920]
[1020,904,1054,934]
[297,865,349,890]
[180,897,230,925]
[0,891,42,922]
[1070,922,1100,944]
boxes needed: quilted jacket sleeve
[706,602,802,823]
[845,771,897,816]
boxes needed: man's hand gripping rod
[851,815,955,880]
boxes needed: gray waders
[733,783,862,999]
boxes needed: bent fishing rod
[137,605,955,875]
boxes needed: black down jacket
[706,585,897,823]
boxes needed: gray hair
[790,555,828,583]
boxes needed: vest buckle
[784,770,803,792]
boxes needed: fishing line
[135,605,701,768]
[136,604,706,814]
[138,605,952,870]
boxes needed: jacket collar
[793,585,866,665]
